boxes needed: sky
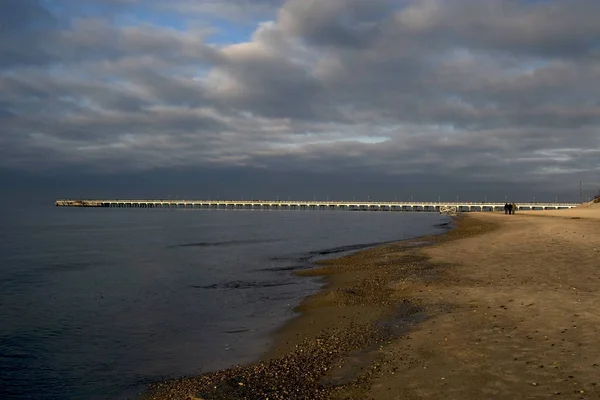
[1,0,599,204]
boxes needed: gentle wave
[0,352,36,360]
[191,280,295,290]
[307,240,396,256]
[168,239,281,248]
[268,240,395,264]
[258,265,311,272]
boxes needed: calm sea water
[0,206,450,400]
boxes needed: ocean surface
[0,206,450,400]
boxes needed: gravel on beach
[144,216,497,400]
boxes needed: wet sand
[145,209,600,400]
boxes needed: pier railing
[55,199,580,211]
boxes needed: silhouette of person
[508,203,513,215]
[504,203,509,214]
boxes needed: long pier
[55,199,580,212]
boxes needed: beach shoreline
[144,208,600,399]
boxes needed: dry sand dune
[520,200,600,220]
[577,199,600,209]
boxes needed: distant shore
[144,208,600,399]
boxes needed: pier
[55,199,580,212]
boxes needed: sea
[0,206,450,400]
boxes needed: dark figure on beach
[504,203,509,214]
[508,203,513,215]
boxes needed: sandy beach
[145,205,600,400]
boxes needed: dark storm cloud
[0,0,599,200]
[0,0,58,68]
[279,0,391,49]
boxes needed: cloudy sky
[1,0,599,203]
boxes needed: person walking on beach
[504,203,509,214]
[511,203,517,214]
[508,203,513,215]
